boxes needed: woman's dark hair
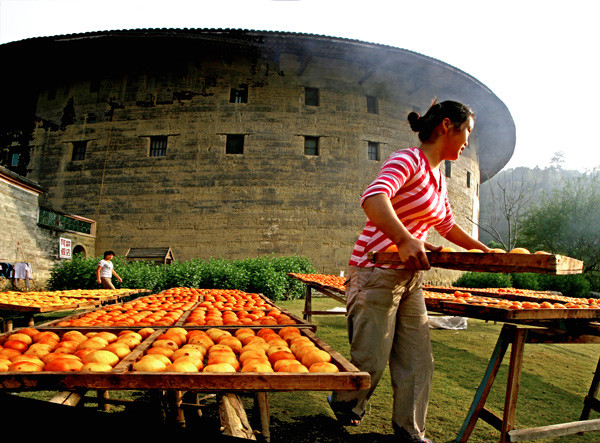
[103,250,115,258]
[407,100,474,142]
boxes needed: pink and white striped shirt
[349,147,455,268]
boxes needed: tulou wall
[0,30,512,282]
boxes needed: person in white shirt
[96,251,122,289]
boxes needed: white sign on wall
[59,237,72,259]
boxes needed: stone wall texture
[4,30,513,283]
[0,171,96,286]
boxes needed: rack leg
[303,285,312,322]
[500,328,527,443]
[580,355,600,421]
[455,325,513,443]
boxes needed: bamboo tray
[368,251,584,275]
[0,328,369,392]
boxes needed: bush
[509,273,540,290]
[453,272,512,288]
[537,274,591,298]
[47,254,316,300]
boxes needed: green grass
[5,296,600,442]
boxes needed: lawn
[4,295,600,442]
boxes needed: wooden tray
[0,328,369,392]
[429,300,600,322]
[368,251,584,275]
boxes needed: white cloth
[13,262,30,279]
[97,259,114,278]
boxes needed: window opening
[304,136,319,156]
[305,87,319,106]
[368,142,380,161]
[149,136,168,157]
[226,134,244,154]
[71,141,87,161]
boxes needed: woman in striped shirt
[329,100,490,443]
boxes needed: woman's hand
[395,237,442,271]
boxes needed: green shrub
[47,254,315,300]
[537,274,591,298]
[509,273,540,290]
[453,272,512,288]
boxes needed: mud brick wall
[26,37,481,282]
[0,169,95,286]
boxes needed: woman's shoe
[326,394,362,426]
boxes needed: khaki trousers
[100,277,115,289]
[332,266,434,439]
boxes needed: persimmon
[165,360,199,372]
[132,357,167,372]
[203,363,237,373]
[268,350,296,365]
[82,350,120,367]
[44,358,84,372]
[241,361,274,372]
[308,362,339,372]
[9,361,44,372]
[301,349,332,368]
[172,356,204,370]
[81,362,113,372]
[2,340,28,353]
[7,333,33,346]
[510,247,530,254]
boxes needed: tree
[520,170,600,278]
[476,168,538,250]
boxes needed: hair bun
[407,111,421,132]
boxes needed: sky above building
[1,0,598,172]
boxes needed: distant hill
[478,166,583,246]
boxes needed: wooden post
[455,325,513,442]
[580,355,600,421]
[500,328,526,443]
[303,284,312,322]
[97,390,110,411]
[255,392,271,442]
[50,391,84,406]
[219,393,256,440]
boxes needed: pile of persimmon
[198,289,270,311]
[54,308,184,327]
[0,327,155,372]
[131,327,339,373]
[288,273,346,291]
[184,307,295,326]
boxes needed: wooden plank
[219,393,256,440]
[507,419,600,441]
[501,328,526,443]
[430,301,600,322]
[455,325,513,442]
[368,251,584,275]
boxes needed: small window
[11,153,19,167]
[226,134,244,154]
[366,95,378,114]
[90,78,101,93]
[368,142,380,161]
[445,160,452,178]
[466,171,472,188]
[304,136,319,156]
[305,87,319,106]
[71,141,87,161]
[230,84,248,103]
[149,136,168,157]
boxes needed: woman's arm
[362,194,441,270]
[442,224,490,252]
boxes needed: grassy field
[5,296,600,442]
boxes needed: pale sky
[1,0,599,172]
